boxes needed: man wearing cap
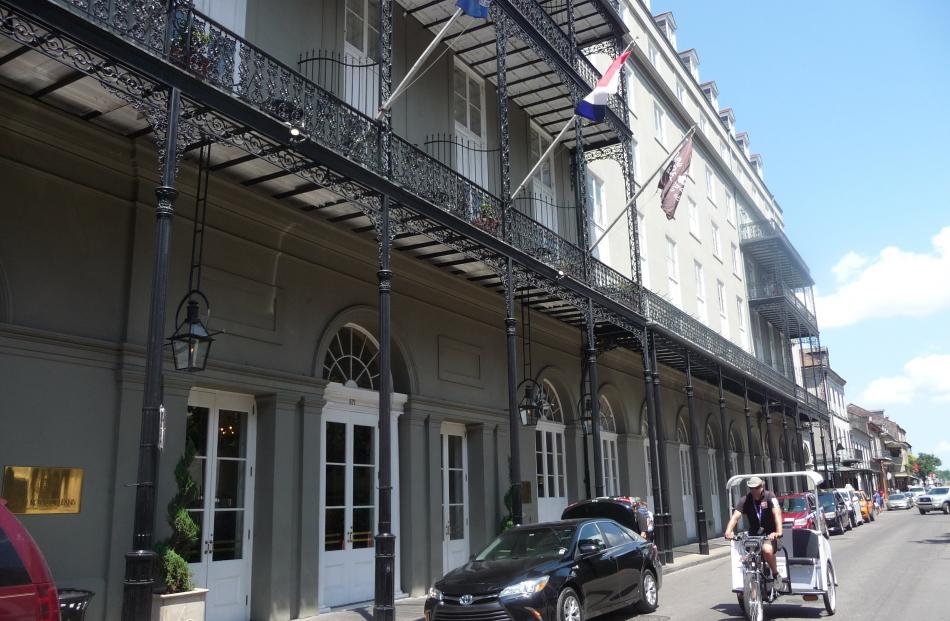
[724,476,783,592]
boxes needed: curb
[662,545,732,575]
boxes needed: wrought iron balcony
[739,220,813,289]
[747,279,819,339]
[7,0,826,419]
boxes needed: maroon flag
[657,136,694,220]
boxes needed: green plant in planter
[156,441,201,593]
[498,486,516,534]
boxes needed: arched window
[535,379,567,521]
[599,396,616,432]
[537,380,564,424]
[597,397,620,495]
[705,424,717,449]
[676,417,689,444]
[323,324,380,390]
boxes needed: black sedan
[424,519,661,621]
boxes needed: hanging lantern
[517,378,543,426]
[577,395,593,435]
[169,293,218,372]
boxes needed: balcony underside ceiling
[741,236,814,289]
[748,297,818,339]
[397,0,623,149]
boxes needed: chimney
[678,48,700,81]
[700,80,718,110]
[750,153,764,178]
[718,108,735,136]
[735,131,751,158]
[653,12,677,48]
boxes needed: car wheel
[845,516,853,531]
[635,570,659,613]
[823,564,837,615]
[836,517,844,534]
[943,503,950,515]
[919,509,927,515]
[557,587,583,621]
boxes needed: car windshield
[928,487,949,495]
[780,497,808,512]
[818,494,837,509]
[475,526,575,561]
[889,494,906,500]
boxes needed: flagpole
[376,7,463,120]
[511,114,576,199]
[590,126,696,252]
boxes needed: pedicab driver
[724,476,783,588]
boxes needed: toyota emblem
[459,595,474,606]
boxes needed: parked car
[836,488,863,527]
[425,519,662,621]
[0,500,60,621]
[916,486,950,515]
[886,493,913,510]
[906,486,926,505]
[818,491,850,534]
[853,491,875,523]
[777,492,830,538]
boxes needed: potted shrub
[171,26,214,78]
[475,203,500,235]
[151,442,208,621]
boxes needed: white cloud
[816,226,950,329]
[860,354,950,406]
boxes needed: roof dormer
[700,80,718,110]
[750,153,764,179]
[736,132,751,158]
[653,12,677,48]
[678,48,700,81]
[718,108,735,136]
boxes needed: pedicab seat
[782,529,820,565]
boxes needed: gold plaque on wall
[1,466,84,514]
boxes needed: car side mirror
[577,539,600,556]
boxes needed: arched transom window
[676,418,689,444]
[705,424,717,449]
[323,324,380,390]
[599,396,616,433]
[538,380,564,424]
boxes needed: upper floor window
[648,43,659,66]
[717,280,728,337]
[637,210,649,288]
[731,242,741,277]
[736,297,747,349]
[630,138,640,179]
[705,165,714,201]
[720,140,728,163]
[666,237,680,305]
[453,63,484,139]
[728,190,738,224]
[653,103,666,144]
[587,172,609,260]
[700,115,707,134]
[528,124,555,195]
[711,222,721,258]
[688,197,700,239]
[676,81,686,103]
[694,261,707,323]
[344,0,380,61]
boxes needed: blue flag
[456,0,490,19]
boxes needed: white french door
[535,422,568,522]
[528,123,558,232]
[679,444,697,540]
[708,450,722,535]
[643,439,655,511]
[586,433,620,497]
[441,423,469,574]
[186,390,256,621]
[343,0,380,116]
[321,409,378,607]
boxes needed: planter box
[151,588,208,621]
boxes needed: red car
[778,492,830,538]
[0,500,60,620]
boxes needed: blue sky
[652,1,950,468]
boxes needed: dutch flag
[456,0,490,19]
[575,51,631,123]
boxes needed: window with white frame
[344,0,380,61]
[688,197,700,239]
[720,140,728,162]
[705,165,714,201]
[676,80,686,103]
[711,222,721,258]
[724,188,735,223]
[453,63,484,139]
[717,280,728,337]
[654,102,666,144]
[731,243,742,278]
[694,261,707,322]
[736,297,747,349]
[630,138,640,179]
[666,237,680,305]
[637,210,649,288]
[648,42,658,66]
[700,115,707,134]
[730,192,739,225]
[626,74,636,115]
[528,123,557,230]
[586,171,609,260]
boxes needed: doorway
[441,423,469,574]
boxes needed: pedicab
[726,471,838,621]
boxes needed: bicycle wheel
[743,570,764,621]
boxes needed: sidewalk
[305,539,733,621]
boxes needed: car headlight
[793,518,809,527]
[428,587,443,601]
[499,576,550,598]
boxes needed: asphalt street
[627,507,950,621]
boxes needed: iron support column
[717,366,732,481]
[494,12,522,525]
[586,302,605,497]
[684,352,708,554]
[641,329,664,555]
[744,382,756,473]
[121,86,181,621]
[651,334,673,563]
[765,391,779,475]
[819,418,830,486]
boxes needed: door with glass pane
[586,434,620,497]
[679,445,696,539]
[186,390,256,621]
[321,410,378,607]
[343,0,380,116]
[536,422,568,522]
[528,123,557,232]
[708,450,722,535]
[441,423,469,574]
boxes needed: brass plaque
[520,480,533,504]
[2,467,84,514]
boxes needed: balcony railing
[747,280,818,328]
[298,49,380,119]
[35,0,823,413]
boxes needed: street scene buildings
[0,1,938,621]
